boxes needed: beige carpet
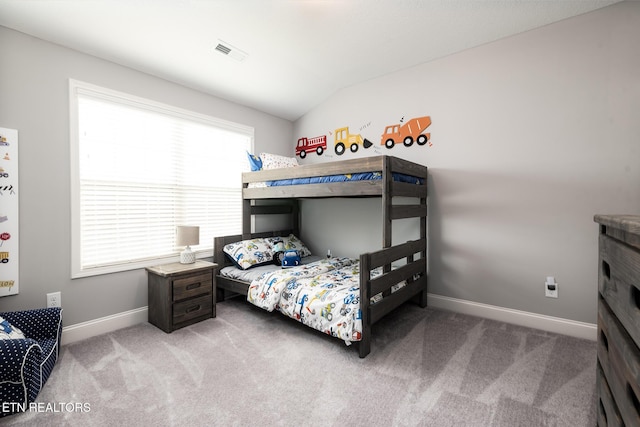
[3,297,597,426]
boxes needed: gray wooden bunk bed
[213,155,428,358]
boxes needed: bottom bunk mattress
[244,257,404,344]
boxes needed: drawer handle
[186,305,201,313]
[628,383,640,418]
[602,260,611,280]
[600,330,609,352]
[186,283,201,291]
[633,285,640,310]
[599,399,607,424]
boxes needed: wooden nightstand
[146,260,217,333]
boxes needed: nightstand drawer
[173,294,212,324]
[173,272,212,302]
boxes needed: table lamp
[176,225,199,264]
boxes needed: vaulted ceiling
[0,0,623,121]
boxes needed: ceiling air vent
[215,43,231,55]
[214,40,248,62]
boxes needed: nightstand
[146,260,217,333]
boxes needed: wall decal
[296,115,432,159]
[359,121,372,131]
[296,135,327,158]
[380,116,431,149]
[333,126,373,156]
[0,127,18,297]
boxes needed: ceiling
[0,0,624,121]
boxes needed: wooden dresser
[594,215,640,426]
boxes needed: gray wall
[0,27,293,325]
[2,2,638,329]
[293,2,640,324]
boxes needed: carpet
[2,297,597,426]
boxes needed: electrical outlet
[47,291,61,308]
[545,277,558,298]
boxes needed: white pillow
[0,316,25,340]
[266,234,312,258]
[260,153,298,170]
[223,238,274,270]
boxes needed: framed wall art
[0,127,19,297]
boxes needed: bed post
[418,183,428,308]
[359,253,371,358]
[382,156,392,249]
[381,156,393,300]
[421,169,429,307]
[291,199,300,237]
[242,199,251,239]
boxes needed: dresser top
[594,215,640,235]
[146,260,217,277]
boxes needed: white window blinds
[70,80,253,278]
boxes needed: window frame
[69,79,254,278]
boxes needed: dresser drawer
[598,234,640,349]
[597,361,623,427]
[173,272,212,302]
[173,294,212,325]
[597,298,640,427]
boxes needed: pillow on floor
[0,316,25,340]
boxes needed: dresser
[594,215,640,426]
[146,260,217,333]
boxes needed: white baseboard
[59,296,597,346]
[61,306,148,345]
[427,293,597,341]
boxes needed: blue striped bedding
[266,171,424,187]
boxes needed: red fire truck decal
[296,135,327,158]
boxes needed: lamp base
[180,246,196,264]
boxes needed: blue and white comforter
[247,257,369,343]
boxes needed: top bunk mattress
[242,155,428,199]
[251,171,424,188]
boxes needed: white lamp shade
[176,226,199,247]
[176,226,199,264]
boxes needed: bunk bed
[213,155,428,358]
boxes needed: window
[69,80,253,278]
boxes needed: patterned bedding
[247,257,404,344]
